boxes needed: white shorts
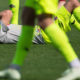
[0,21,45,44]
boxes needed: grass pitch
[0,0,80,80]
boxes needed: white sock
[69,58,80,68]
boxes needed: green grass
[0,0,80,80]
[0,44,68,80]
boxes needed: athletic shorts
[25,0,58,15]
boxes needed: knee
[38,14,53,29]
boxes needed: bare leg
[22,7,36,26]
[64,0,80,13]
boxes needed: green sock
[70,15,80,31]
[12,25,34,66]
[73,6,80,23]
[45,23,77,62]
[9,0,19,24]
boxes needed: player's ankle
[69,58,80,68]
[9,64,21,71]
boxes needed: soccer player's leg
[63,0,80,32]
[9,0,19,24]
[37,1,80,80]
[10,8,35,80]
[38,10,80,68]
[38,0,66,44]
[73,1,80,22]
[59,0,80,34]
[58,0,80,32]
[64,0,80,23]
[12,6,35,65]
[56,1,80,80]
[0,0,36,80]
